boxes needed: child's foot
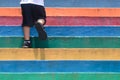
[22,40,31,48]
[35,22,47,40]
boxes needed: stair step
[0,61,119,72]
[0,0,120,7]
[0,26,120,37]
[0,48,120,60]
[0,8,120,17]
[1,16,120,26]
[0,37,120,48]
[0,73,119,80]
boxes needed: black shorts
[21,4,46,27]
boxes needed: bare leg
[23,26,30,40]
[37,19,45,25]
[22,26,31,48]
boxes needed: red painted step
[0,16,120,26]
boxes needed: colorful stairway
[0,0,120,79]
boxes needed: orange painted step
[0,8,120,17]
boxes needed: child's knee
[37,19,45,25]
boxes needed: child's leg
[21,4,33,40]
[22,26,31,48]
[37,19,45,25]
[21,4,33,48]
[23,26,30,40]
[35,19,47,40]
[33,5,47,40]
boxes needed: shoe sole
[35,23,47,40]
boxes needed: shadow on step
[31,37,49,48]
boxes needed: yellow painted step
[0,48,120,60]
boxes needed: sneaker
[22,40,31,48]
[35,22,47,40]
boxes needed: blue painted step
[0,61,120,72]
[0,26,120,37]
[0,0,120,7]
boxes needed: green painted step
[0,37,120,48]
[0,73,119,80]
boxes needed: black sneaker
[35,22,47,40]
[22,40,31,48]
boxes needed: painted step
[0,37,120,48]
[1,26,120,37]
[0,48,120,60]
[1,16,120,26]
[0,61,120,72]
[0,8,120,17]
[0,0,120,7]
[0,73,119,80]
